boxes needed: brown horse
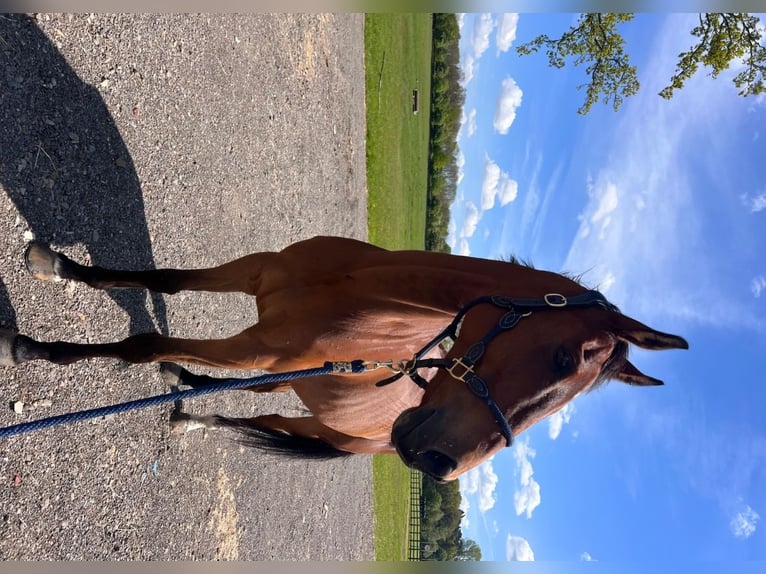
[0,236,687,481]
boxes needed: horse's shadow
[0,14,166,335]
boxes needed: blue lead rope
[0,360,367,439]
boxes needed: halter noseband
[376,290,616,448]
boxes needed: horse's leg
[160,362,292,393]
[24,242,276,295]
[170,413,395,455]
[0,324,279,368]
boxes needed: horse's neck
[359,251,561,315]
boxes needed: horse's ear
[615,360,664,386]
[610,314,689,351]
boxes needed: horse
[0,236,688,481]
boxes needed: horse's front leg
[0,325,277,369]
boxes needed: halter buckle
[544,293,568,307]
[446,357,475,383]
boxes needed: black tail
[213,416,353,461]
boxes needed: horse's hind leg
[24,242,276,295]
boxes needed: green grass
[372,455,414,561]
[365,13,432,251]
[365,14,433,561]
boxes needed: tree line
[420,475,481,561]
[425,13,464,253]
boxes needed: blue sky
[450,13,765,563]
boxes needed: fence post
[407,469,423,561]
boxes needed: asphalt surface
[0,14,371,559]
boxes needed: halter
[375,290,617,448]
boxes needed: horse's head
[390,286,688,482]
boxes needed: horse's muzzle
[391,407,458,482]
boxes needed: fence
[407,469,423,561]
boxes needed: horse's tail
[212,416,352,460]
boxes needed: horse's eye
[554,346,575,376]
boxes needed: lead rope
[0,360,367,439]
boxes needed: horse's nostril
[418,450,457,480]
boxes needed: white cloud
[455,149,465,185]
[446,218,457,251]
[460,202,481,238]
[751,276,766,298]
[473,13,495,59]
[478,462,498,512]
[591,182,619,224]
[513,439,541,518]
[466,108,478,137]
[461,54,476,86]
[599,271,617,293]
[481,155,519,210]
[457,13,465,30]
[459,488,471,527]
[548,402,576,440]
[496,13,519,54]
[741,192,766,213]
[730,504,760,538]
[578,180,619,241]
[580,552,595,561]
[460,460,498,514]
[494,77,523,134]
[457,238,471,256]
[507,535,535,561]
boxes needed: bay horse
[0,236,687,481]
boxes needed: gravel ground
[0,14,372,560]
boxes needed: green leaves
[517,13,766,114]
[660,13,766,100]
[517,14,638,115]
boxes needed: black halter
[376,290,617,448]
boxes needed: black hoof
[0,329,19,366]
[24,242,64,282]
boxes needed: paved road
[0,14,372,559]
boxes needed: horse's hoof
[160,362,183,387]
[0,329,19,366]
[25,242,63,282]
[170,412,217,434]
[169,412,193,434]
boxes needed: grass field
[365,14,432,251]
[372,455,414,561]
[364,14,433,561]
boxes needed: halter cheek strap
[375,290,616,448]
